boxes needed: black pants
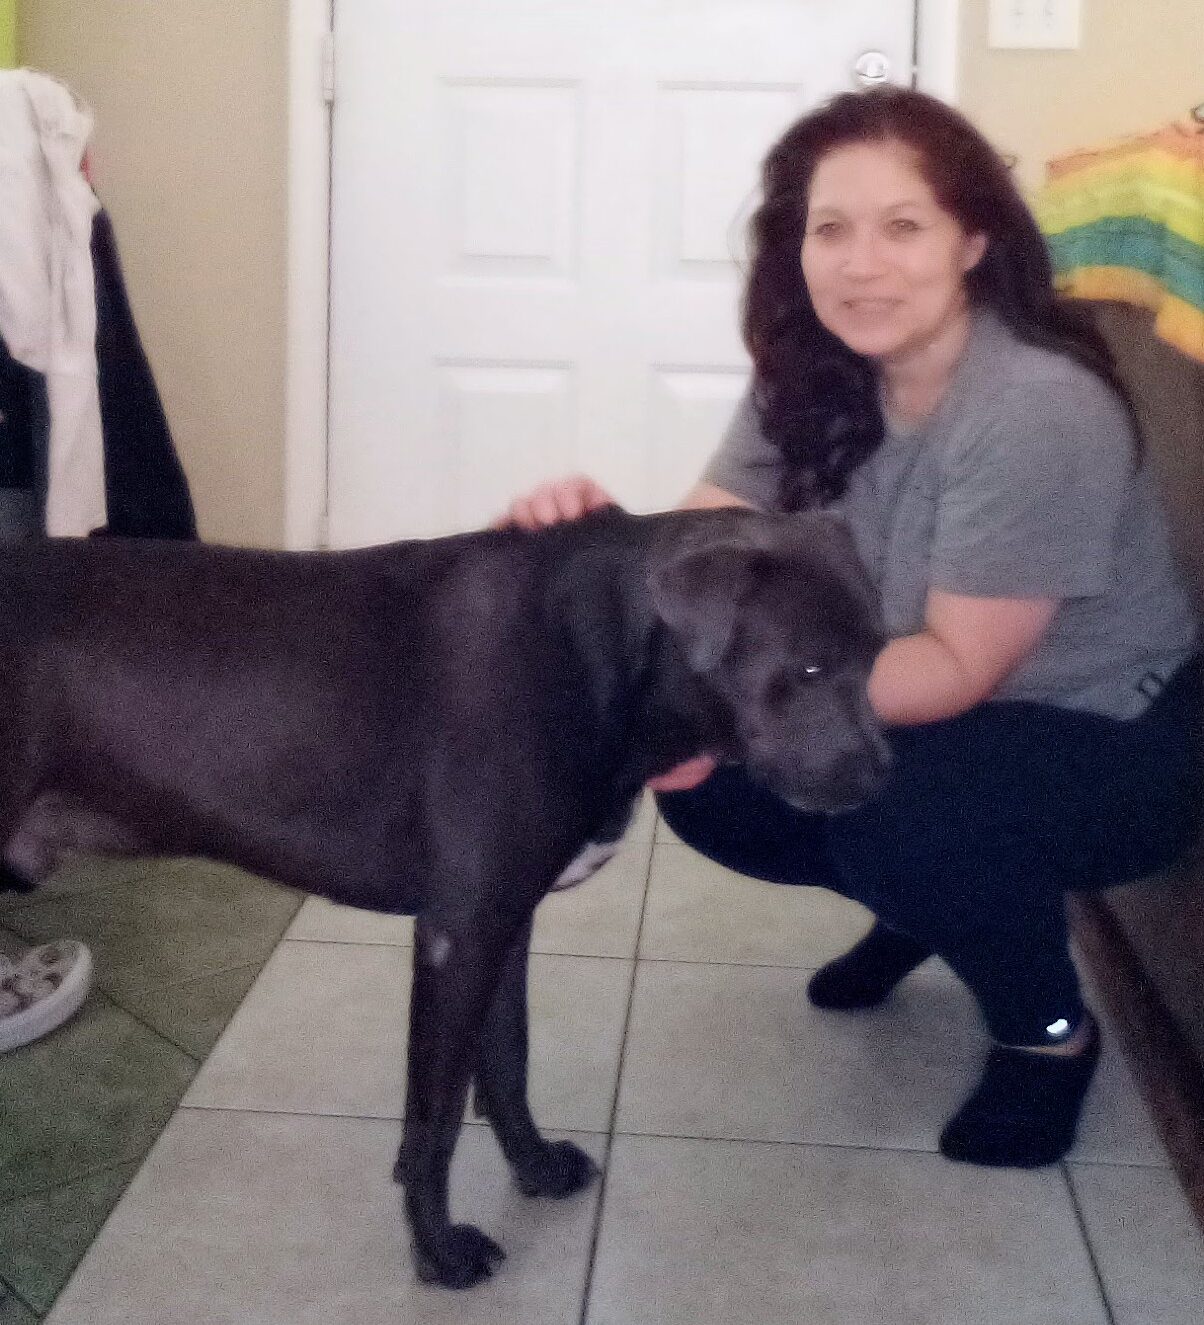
[658,660,1203,1045]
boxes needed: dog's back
[0,516,670,909]
[0,533,521,904]
[0,505,882,915]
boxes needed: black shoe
[807,922,933,1010]
[939,1015,1101,1169]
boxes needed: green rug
[0,857,302,1318]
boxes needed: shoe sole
[0,943,94,1053]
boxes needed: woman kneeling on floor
[500,86,1203,1168]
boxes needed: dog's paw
[515,1140,599,1199]
[0,862,36,894]
[412,1224,505,1290]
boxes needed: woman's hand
[646,753,719,793]
[493,474,618,531]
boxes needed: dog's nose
[778,747,892,815]
[831,747,892,804]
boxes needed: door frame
[284,0,960,550]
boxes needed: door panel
[329,0,915,544]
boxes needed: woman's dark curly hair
[745,86,1128,511]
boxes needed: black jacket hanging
[91,207,197,541]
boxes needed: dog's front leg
[473,919,599,1198]
[393,912,517,1289]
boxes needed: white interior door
[328,0,915,546]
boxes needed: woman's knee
[654,785,752,875]
[655,768,837,889]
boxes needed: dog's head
[649,511,890,812]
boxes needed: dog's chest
[550,839,621,892]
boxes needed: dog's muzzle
[777,746,892,815]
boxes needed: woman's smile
[801,140,986,375]
[842,296,903,314]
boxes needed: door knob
[854,50,892,86]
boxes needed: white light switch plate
[988,0,1083,50]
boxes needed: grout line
[104,953,284,995]
[179,1103,602,1132]
[164,1101,1172,1171]
[575,831,657,1325]
[1064,1154,1175,1172]
[179,1101,406,1123]
[282,932,656,966]
[89,989,205,1068]
[616,952,830,971]
[98,954,277,1065]
[284,930,844,975]
[178,1101,615,1152]
[0,1155,151,1215]
[0,1269,40,1319]
[168,1099,985,1162]
[168,1095,1041,1176]
[282,934,414,948]
[67,1093,1172,1175]
[1060,1161,1119,1325]
[578,1130,944,1157]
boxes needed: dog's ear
[551,546,647,719]
[801,511,883,634]
[648,542,761,673]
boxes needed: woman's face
[800,139,987,366]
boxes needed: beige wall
[21,0,288,547]
[959,0,1204,196]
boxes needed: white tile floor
[45,799,1204,1324]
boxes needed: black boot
[807,922,933,1010]
[939,1013,1101,1168]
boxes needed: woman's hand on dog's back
[495,475,748,530]
[493,475,618,530]
[495,475,748,791]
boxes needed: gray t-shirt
[705,308,1200,719]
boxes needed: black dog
[0,505,888,1288]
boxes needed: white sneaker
[0,940,94,1052]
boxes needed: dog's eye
[765,663,824,706]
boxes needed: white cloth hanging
[0,68,106,536]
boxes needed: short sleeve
[929,378,1135,599]
[701,389,784,511]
